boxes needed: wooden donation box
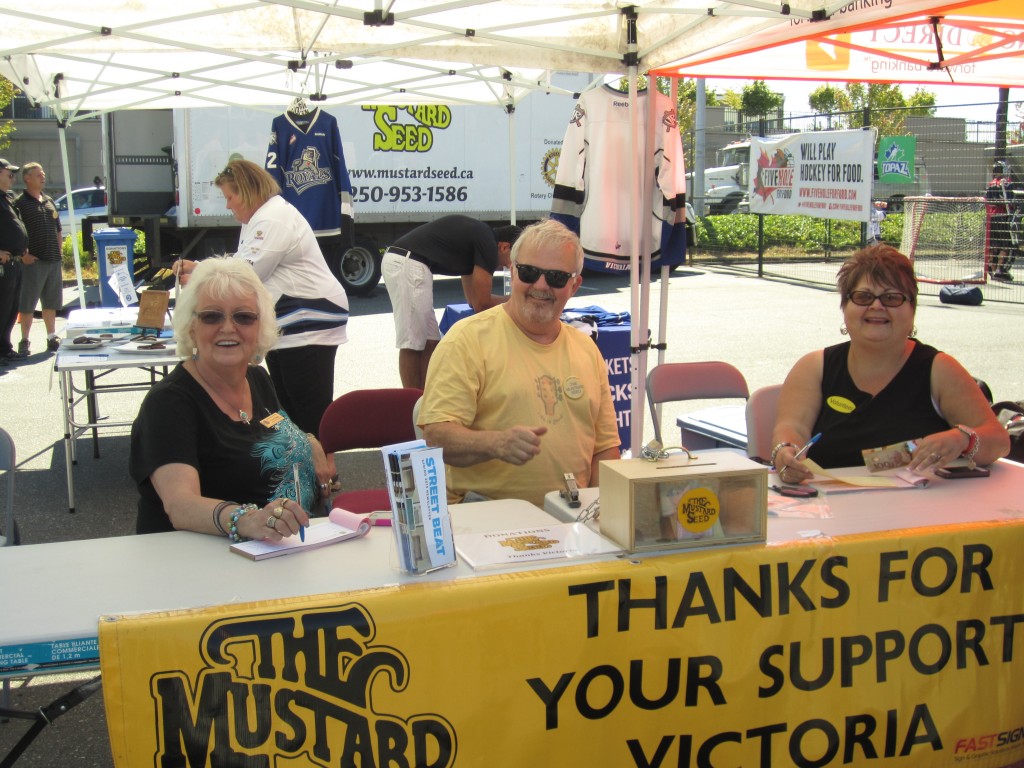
[599,451,767,553]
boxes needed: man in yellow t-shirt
[419,219,620,508]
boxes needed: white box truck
[103,73,591,294]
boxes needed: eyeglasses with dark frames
[514,262,578,289]
[194,310,259,326]
[846,290,909,307]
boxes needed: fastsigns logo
[151,603,456,767]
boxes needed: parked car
[53,186,107,228]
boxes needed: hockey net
[899,196,988,284]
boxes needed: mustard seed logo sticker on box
[148,603,456,767]
[677,486,720,535]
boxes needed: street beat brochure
[230,507,372,560]
[381,439,457,574]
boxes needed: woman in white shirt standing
[178,159,349,434]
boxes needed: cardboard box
[599,450,767,552]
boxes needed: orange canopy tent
[651,0,1024,88]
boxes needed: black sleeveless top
[808,341,950,468]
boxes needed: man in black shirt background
[0,157,29,365]
[381,214,521,388]
[14,162,64,354]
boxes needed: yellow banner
[101,521,1024,767]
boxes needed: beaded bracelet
[770,442,798,467]
[212,500,234,536]
[228,503,259,542]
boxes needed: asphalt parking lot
[1,265,1022,766]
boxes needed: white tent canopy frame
[5,0,1010,456]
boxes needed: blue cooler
[92,227,138,307]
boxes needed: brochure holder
[380,440,457,574]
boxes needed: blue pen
[292,463,305,541]
[794,433,822,460]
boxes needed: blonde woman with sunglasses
[130,258,334,539]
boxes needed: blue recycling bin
[93,227,138,307]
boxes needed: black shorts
[989,214,1018,251]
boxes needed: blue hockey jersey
[266,108,354,245]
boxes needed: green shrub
[61,231,95,272]
[695,213,901,254]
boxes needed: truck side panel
[170,74,590,230]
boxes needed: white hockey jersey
[551,86,688,273]
[266,108,354,245]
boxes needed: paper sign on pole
[107,264,139,307]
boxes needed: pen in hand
[794,433,822,461]
[293,463,305,542]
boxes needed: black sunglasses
[514,262,578,289]
[846,290,909,307]
[195,310,259,326]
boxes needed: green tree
[0,77,16,152]
[719,88,744,111]
[808,84,852,114]
[741,80,783,117]
[905,88,937,116]
[667,78,721,142]
[740,80,783,136]
[844,83,917,135]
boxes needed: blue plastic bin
[92,227,138,307]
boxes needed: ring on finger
[266,515,277,529]
[273,506,285,519]
[930,452,941,462]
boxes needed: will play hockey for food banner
[100,520,1024,767]
[748,129,874,223]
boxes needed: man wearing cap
[381,214,521,389]
[0,158,29,365]
[15,162,64,355]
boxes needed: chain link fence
[685,100,1024,304]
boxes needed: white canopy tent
[5,0,1008,455]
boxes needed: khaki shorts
[18,259,63,313]
[381,249,440,350]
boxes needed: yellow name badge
[676,487,720,534]
[827,395,856,414]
